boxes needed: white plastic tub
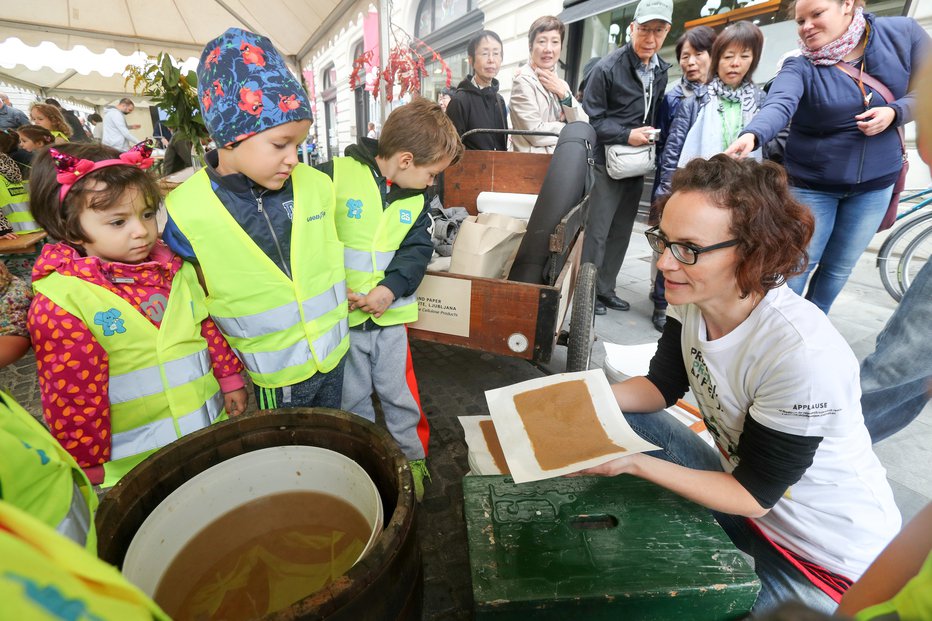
[122,445,383,597]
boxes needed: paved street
[0,220,927,620]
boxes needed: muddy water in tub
[154,490,371,620]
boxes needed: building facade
[304,0,929,183]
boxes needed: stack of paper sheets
[463,370,660,484]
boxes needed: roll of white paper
[475,191,537,220]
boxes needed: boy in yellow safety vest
[317,99,462,500]
[164,28,349,410]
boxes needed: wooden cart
[408,149,596,372]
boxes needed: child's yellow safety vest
[0,391,98,552]
[0,175,41,234]
[33,262,226,488]
[0,500,169,621]
[332,157,423,327]
[166,165,349,388]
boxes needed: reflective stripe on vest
[212,282,347,339]
[344,247,396,274]
[0,391,98,552]
[2,201,40,232]
[235,319,349,376]
[109,349,211,404]
[109,391,223,461]
[0,177,41,234]
[56,481,92,550]
[332,157,421,327]
[32,265,226,487]
[165,166,349,388]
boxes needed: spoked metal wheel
[898,221,932,294]
[877,212,932,301]
[566,262,598,372]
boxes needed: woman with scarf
[726,0,930,314]
[656,21,765,199]
[648,25,716,332]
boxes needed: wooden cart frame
[408,149,597,372]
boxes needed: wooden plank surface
[0,231,46,254]
[409,272,550,360]
[444,151,551,214]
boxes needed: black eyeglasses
[645,226,739,265]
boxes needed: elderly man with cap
[582,0,673,315]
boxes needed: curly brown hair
[29,103,72,138]
[29,143,161,244]
[655,154,814,298]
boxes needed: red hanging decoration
[349,36,451,102]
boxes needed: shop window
[415,0,485,101]
[416,0,474,37]
[423,49,469,102]
[321,63,337,162]
[352,40,373,140]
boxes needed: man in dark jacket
[446,30,508,151]
[582,0,672,315]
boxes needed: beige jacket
[509,63,588,154]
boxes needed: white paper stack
[458,416,507,476]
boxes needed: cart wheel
[566,262,597,372]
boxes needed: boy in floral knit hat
[163,28,348,409]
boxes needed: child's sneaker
[410,459,431,502]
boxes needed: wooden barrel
[95,408,422,621]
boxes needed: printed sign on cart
[412,275,471,337]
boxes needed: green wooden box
[463,475,759,620]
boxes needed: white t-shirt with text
[670,286,900,579]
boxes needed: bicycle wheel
[898,221,932,295]
[877,211,932,301]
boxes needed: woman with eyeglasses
[445,30,509,151]
[648,25,716,333]
[725,0,930,314]
[583,155,899,614]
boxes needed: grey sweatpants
[340,324,429,460]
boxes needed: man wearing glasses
[581,0,673,315]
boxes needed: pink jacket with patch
[27,241,245,478]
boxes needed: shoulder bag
[835,61,908,232]
[605,70,656,180]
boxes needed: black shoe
[596,293,630,311]
[594,300,607,315]
[652,308,667,332]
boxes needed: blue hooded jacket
[741,13,929,192]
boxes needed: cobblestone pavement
[411,340,546,621]
[0,338,545,620]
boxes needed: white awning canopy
[0,0,356,106]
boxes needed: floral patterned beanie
[197,28,312,147]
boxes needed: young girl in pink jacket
[27,142,247,486]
